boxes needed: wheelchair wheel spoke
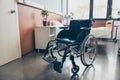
[84,53,94,63]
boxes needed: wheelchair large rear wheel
[80,34,97,66]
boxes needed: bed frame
[91,20,114,39]
[105,20,114,38]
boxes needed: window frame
[66,0,120,20]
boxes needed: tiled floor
[0,39,120,80]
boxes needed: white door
[0,0,21,66]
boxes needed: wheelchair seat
[56,19,92,44]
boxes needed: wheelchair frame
[43,20,97,74]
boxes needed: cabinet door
[0,0,21,66]
[35,27,56,50]
[35,27,50,49]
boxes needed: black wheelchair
[43,19,97,74]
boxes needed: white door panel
[0,0,21,66]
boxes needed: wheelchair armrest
[59,26,69,30]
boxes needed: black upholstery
[68,19,91,40]
[56,19,92,44]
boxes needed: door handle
[10,10,15,14]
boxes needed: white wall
[0,0,21,66]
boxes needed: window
[68,0,90,19]
[112,0,120,18]
[67,0,120,19]
[93,0,108,18]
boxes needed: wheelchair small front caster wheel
[71,65,79,74]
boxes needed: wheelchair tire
[80,34,97,66]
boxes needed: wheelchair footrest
[43,56,57,63]
[53,61,62,73]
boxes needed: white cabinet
[35,26,56,50]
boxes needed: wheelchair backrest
[68,19,92,41]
